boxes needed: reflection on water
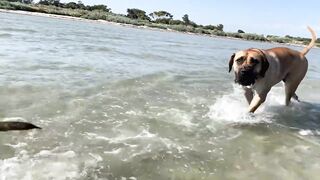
[0,12,320,180]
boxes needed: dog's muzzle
[235,68,257,86]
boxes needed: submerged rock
[0,122,41,131]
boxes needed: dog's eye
[236,57,244,63]
[251,58,259,64]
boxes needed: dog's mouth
[235,69,258,86]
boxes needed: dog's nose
[240,66,252,73]
[240,69,247,74]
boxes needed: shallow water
[0,12,320,180]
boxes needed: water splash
[207,85,287,124]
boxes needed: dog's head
[228,48,269,86]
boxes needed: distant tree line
[2,0,319,47]
[4,0,33,4]
[126,8,224,31]
[4,0,111,12]
[37,0,111,12]
[6,0,224,30]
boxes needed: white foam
[207,85,285,124]
[5,142,27,149]
[120,177,138,180]
[1,117,27,122]
[298,130,320,136]
[299,130,314,136]
[88,153,103,162]
[104,148,122,154]
[0,150,79,180]
[84,129,156,144]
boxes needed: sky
[60,0,320,37]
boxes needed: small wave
[5,143,27,149]
[0,27,37,33]
[96,47,112,52]
[156,108,197,128]
[0,33,12,38]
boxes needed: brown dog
[229,27,317,113]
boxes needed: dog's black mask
[235,67,258,86]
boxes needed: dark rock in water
[0,122,41,131]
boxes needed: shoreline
[0,9,317,49]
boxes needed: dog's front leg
[243,87,253,105]
[248,94,266,113]
[248,89,269,113]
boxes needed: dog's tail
[300,26,317,56]
[0,122,41,131]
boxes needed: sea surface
[0,12,320,180]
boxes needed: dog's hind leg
[285,83,299,106]
[292,93,300,102]
[283,80,300,102]
[285,81,304,105]
[283,59,307,105]
[284,72,306,106]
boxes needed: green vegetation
[238,29,245,33]
[126,8,150,21]
[0,0,319,47]
[149,10,173,20]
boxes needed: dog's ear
[259,53,269,77]
[229,53,235,72]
